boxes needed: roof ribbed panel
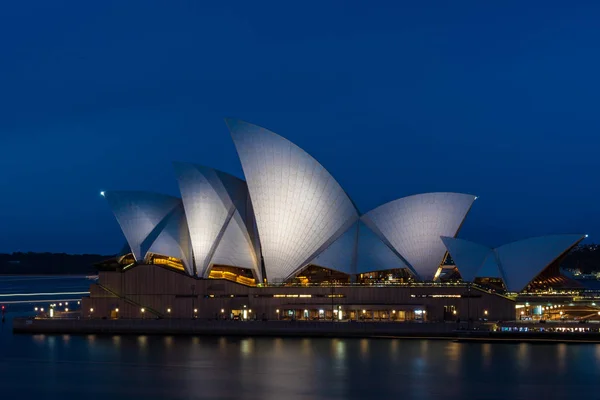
[309,222,358,275]
[147,204,194,275]
[496,234,585,292]
[173,162,258,277]
[441,236,491,282]
[356,220,411,273]
[210,210,261,280]
[227,119,359,282]
[103,191,181,262]
[364,192,476,280]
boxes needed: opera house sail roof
[442,234,586,292]
[103,191,193,275]
[227,118,360,282]
[362,193,476,280]
[173,162,260,280]
[101,118,586,292]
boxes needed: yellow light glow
[362,309,366,314]
[276,309,279,313]
[65,308,69,312]
[194,308,198,313]
[221,309,225,313]
[167,308,171,313]
[90,308,94,313]
[115,308,119,313]
[453,310,457,315]
[141,308,145,313]
[392,310,396,314]
[484,310,488,315]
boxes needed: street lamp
[276,309,280,320]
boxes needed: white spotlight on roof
[585,234,589,238]
[100,191,105,197]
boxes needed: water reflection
[137,335,148,348]
[557,343,567,373]
[240,338,253,356]
[2,334,600,400]
[516,343,529,371]
[359,339,369,359]
[481,343,491,369]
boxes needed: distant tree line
[0,252,114,275]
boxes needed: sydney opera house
[83,119,586,322]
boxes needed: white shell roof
[103,191,181,263]
[227,119,359,282]
[496,234,584,293]
[440,236,491,282]
[309,222,358,275]
[442,234,585,292]
[306,219,413,275]
[173,162,259,279]
[147,204,194,275]
[364,192,476,280]
[356,220,411,273]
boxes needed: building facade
[87,119,587,322]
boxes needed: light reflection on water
[2,331,600,400]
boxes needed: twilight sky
[1,1,599,254]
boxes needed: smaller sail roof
[103,191,181,263]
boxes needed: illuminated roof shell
[496,234,585,292]
[364,192,476,280]
[103,191,181,263]
[442,234,586,292]
[227,119,360,282]
[173,162,260,279]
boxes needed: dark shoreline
[11,318,600,344]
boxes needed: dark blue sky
[1,1,599,254]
